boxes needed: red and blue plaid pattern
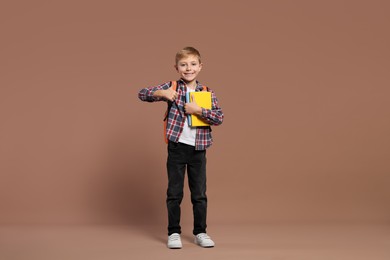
[138,79,224,150]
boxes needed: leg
[187,149,207,235]
[166,141,186,235]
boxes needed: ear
[199,63,203,71]
[174,64,178,72]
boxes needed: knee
[191,192,207,204]
[167,189,184,201]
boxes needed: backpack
[163,81,208,144]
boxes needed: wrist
[196,107,203,116]
[153,90,163,98]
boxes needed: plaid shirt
[138,79,224,150]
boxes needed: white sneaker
[194,233,215,247]
[167,233,182,249]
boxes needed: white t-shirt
[178,88,196,146]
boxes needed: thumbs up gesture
[153,87,178,101]
[163,87,178,102]
[184,94,202,115]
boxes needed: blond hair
[175,47,201,64]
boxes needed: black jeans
[166,141,207,235]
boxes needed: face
[175,55,202,84]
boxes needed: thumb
[191,94,196,103]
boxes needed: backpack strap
[171,80,178,91]
[163,81,177,144]
[163,81,177,122]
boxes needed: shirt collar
[177,79,203,91]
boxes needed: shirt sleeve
[138,82,171,102]
[200,89,224,126]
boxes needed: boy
[138,47,224,249]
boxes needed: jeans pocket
[168,141,179,150]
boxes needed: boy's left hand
[184,94,202,115]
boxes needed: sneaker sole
[194,239,215,248]
[167,244,182,249]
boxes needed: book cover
[186,91,212,127]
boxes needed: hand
[184,94,202,115]
[154,87,178,101]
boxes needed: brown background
[0,0,389,227]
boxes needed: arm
[200,90,224,126]
[138,82,178,102]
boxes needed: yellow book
[187,91,212,127]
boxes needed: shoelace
[197,233,210,240]
[169,234,181,241]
